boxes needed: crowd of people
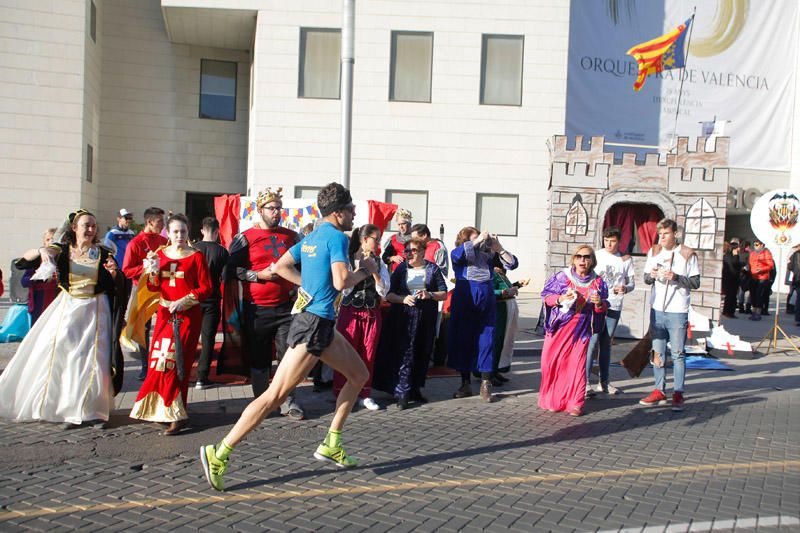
[721,237,799,325]
[0,182,793,492]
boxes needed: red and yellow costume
[130,247,211,422]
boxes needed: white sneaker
[359,397,380,411]
[596,383,621,395]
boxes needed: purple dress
[539,269,607,412]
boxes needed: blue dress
[447,240,517,373]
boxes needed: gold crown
[256,187,283,208]
[395,208,412,222]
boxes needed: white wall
[248,0,570,287]
[0,0,87,270]
[97,0,249,230]
[82,0,102,212]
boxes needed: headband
[319,200,354,217]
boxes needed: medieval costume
[19,268,59,325]
[491,269,520,375]
[130,247,211,423]
[0,242,124,424]
[539,268,608,413]
[374,260,447,401]
[447,241,518,376]
[381,208,413,273]
[333,256,390,401]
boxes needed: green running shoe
[314,442,358,468]
[200,444,228,491]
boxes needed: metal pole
[341,0,355,188]
[667,8,696,156]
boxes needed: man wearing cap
[104,209,136,269]
[382,208,413,273]
[227,187,305,419]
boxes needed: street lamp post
[341,0,355,188]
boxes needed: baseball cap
[119,208,133,219]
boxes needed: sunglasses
[575,254,592,260]
[404,248,421,254]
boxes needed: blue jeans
[586,309,620,385]
[650,310,687,393]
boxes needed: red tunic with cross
[241,226,298,306]
[130,248,212,422]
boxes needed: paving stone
[0,349,798,532]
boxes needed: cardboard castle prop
[546,135,729,339]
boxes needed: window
[200,59,237,121]
[683,199,717,250]
[386,190,428,231]
[89,1,96,43]
[389,31,433,103]
[185,192,221,241]
[480,34,524,106]
[295,186,322,200]
[86,144,93,183]
[476,194,518,236]
[299,28,341,99]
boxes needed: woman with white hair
[382,208,413,273]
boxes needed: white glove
[143,255,160,275]
[31,261,57,281]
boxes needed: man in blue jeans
[640,219,700,412]
[586,227,634,397]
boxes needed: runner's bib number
[291,287,314,315]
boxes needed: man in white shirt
[586,227,634,396]
[639,219,700,412]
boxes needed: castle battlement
[550,135,729,193]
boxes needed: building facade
[1,0,797,290]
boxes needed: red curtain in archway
[603,203,664,254]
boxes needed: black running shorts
[286,311,336,356]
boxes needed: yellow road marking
[1,459,798,520]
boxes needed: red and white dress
[130,248,211,422]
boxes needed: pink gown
[538,269,607,412]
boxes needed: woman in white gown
[0,210,123,428]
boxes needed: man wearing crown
[227,187,305,419]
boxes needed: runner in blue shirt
[200,182,379,491]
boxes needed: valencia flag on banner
[626,17,692,91]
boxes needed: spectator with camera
[447,228,517,402]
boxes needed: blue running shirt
[288,222,349,320]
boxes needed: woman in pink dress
[539,245,608,416]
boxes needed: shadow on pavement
[227,393,764,491]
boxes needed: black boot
[396,396,409,410]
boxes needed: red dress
[130,248,211,422]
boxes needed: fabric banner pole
[668,8,696,155]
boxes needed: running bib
[291,287,314,315]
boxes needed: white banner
[566,0,798,171]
